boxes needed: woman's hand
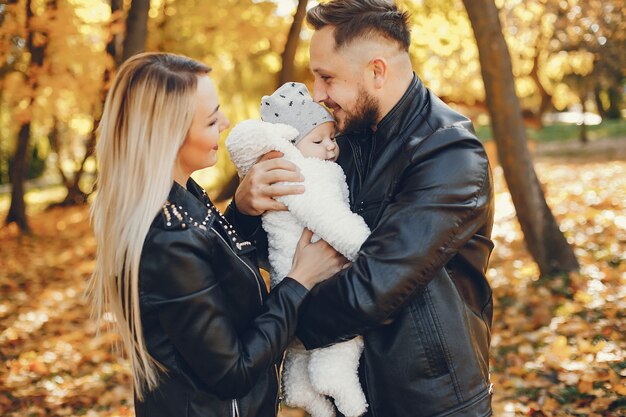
[288,228,350,290]
[234,151,305,216]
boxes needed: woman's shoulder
[150,199,214,232]
[140,203,217,302]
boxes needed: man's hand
[234,151,305,216]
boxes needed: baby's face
[295,122,339,161]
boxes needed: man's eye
[320,75,331,81]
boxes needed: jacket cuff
[277,277,310,301]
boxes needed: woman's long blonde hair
[88,52,211,398]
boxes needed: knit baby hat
[260,82,334,144]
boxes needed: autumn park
[0,0,625,416]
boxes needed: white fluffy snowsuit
[226,120,371,417]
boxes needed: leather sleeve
[296,128,493,349]
[141,230,308,399]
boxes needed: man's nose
[312,79,327,103]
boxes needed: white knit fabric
[226,120,370,417]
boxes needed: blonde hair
[88,52,211,398]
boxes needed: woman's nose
[219,115,231,132]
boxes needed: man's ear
[370,57,388,89]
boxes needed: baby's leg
[283,345,335,417]
[308,337,368,417]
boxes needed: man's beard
[340,87,380,134]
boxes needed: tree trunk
[0,90,7,185]
[109,0,122,65]
[606,84,623,120]
[60,128,96,205]
[463,0,579,276]
[278,0,308,87]
[6,0,54,231]
[48,121,96,207]
[593,84,607,119]
[6,124,30,230]
[121,0,150,63]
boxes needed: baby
[226,82,370,417]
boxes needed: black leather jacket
[244,75,495,417]
[135,179,309,417]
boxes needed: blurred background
[0,0,624,416]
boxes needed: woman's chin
[206,154,218,168]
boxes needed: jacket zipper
[367,132,376,174]
[274,363,281,413]
[231,398,239,417]
[211,227,264,302]
[347,139,363,186]
[347,139,363,208]
[213,227,265,417]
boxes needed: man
[231,1,495,416]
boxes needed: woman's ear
[370,57,388,89]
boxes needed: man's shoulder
[404,91,485,163]
[424,89,475,131]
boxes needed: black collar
[341,73,428,154]
[373,73,428,150]
[167,178,214,221]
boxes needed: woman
[89,52,346,417]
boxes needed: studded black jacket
[134,178,308,417]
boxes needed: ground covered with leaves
[1,159,625,417]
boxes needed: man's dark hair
[306,0,411,52]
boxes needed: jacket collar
[349,75,430,204]
[373,73,428,150]
[167,178,214,220]
[341,73,428,155]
